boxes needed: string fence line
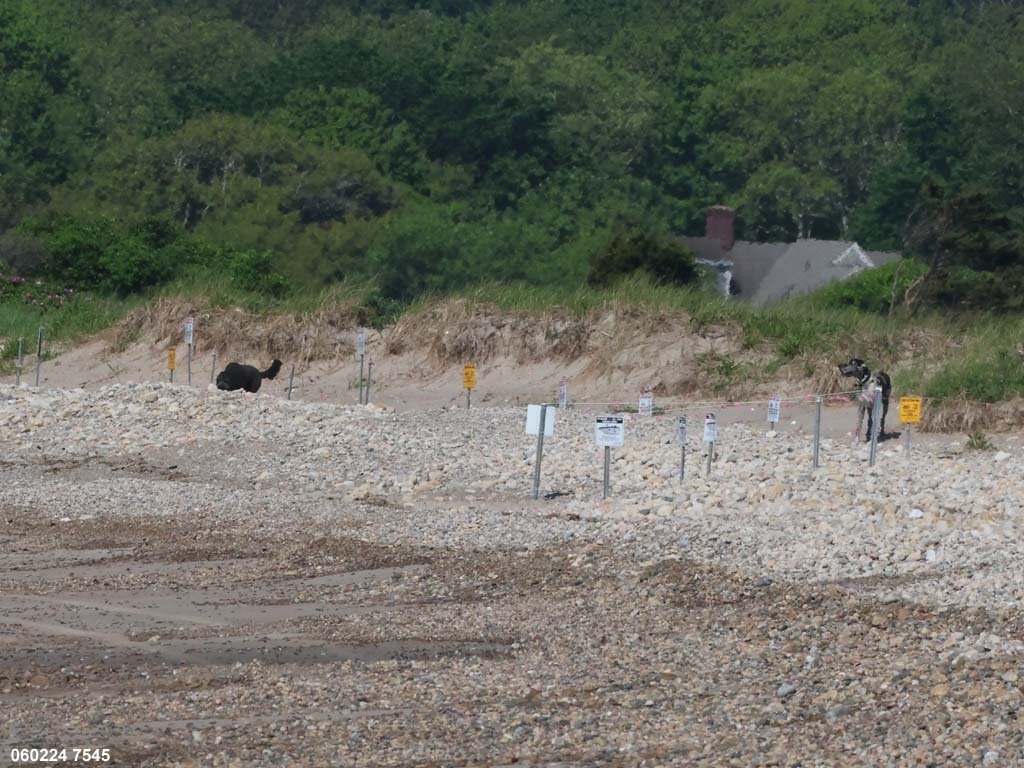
[563,389,869,411]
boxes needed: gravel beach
[2,383,1023,766]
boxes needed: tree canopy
[1,0,1023,308]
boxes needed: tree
[0,1,92,224]
[276,87,429,186]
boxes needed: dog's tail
[261,359,283,380]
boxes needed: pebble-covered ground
[2,383,1023,767]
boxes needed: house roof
[680,235,901,303]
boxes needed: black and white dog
[216,359,282,393]
[838,358,891,442]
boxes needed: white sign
[356,328,366,356]
[638,391,654,417]
[184,317,194,346]
[767,398,781,424]
[558,380,568,408]
[595,415,625,448]
[703,413,718,443]
[678,415,687,443]
[525,404,556,436]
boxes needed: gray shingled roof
[680,236,900,303]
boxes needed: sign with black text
[595,415,625,448]
[703,413,717,443]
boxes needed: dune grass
[151,269,380,316]
[913,319,1024,403]
[455,275,912,359]
[445,275,1024,404]
[0,295,135,365]
[2,271,1022,405]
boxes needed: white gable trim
[832,243,875,270]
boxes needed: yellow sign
[899,396,922,424]
[168,348,177,371]
[463,364,477,390]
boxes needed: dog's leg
[881,399,889,437]
[856,404,865,441]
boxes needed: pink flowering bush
[1,274,89,312]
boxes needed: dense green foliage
[0,0,1023,310]
[586,234,698,288]
[811,260,929,315]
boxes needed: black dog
[838,358,891,442]
[216,359,282,393]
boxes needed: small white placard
[595,415,625,448]
[703,413,718,443]
[526,404,555,436]
[638,391,654,417]
[558,381,568,408]
[678,415,687,443]
[767,398,781,424]
[356,328,366,356]
[184,318,194,346]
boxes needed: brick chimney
[705,205,736,252]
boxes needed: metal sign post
[34,326,44,387]
[678,415,688,481]
[168,348,176,383]
[15,337,23,386]
[211,351,218,385]
[899,397,922,460]
[703,413,717,476]
[595,415,625,499]
[813,396,823,469]
[184,317,194,386]
[357,328,366,404]
[526,405,555,499]
[869,385,883,467]
[366,361,373,404]
[603,447,611,499]
[358,354,365,404]
[287,365,295,400]
[767,397,781,430]
[531,405,549,500]
[558,380,568,409]
[463,364,476,409]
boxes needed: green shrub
[587,233,698,288]
[102,237,175,295]
[46,218,117,289]
[927,265,1024,313]
[227,250,290,298]
[0,232,49,275]
[966,431,995,451]
[776,333,808,359]
[813,259,927,314]
[42,217,182,295]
